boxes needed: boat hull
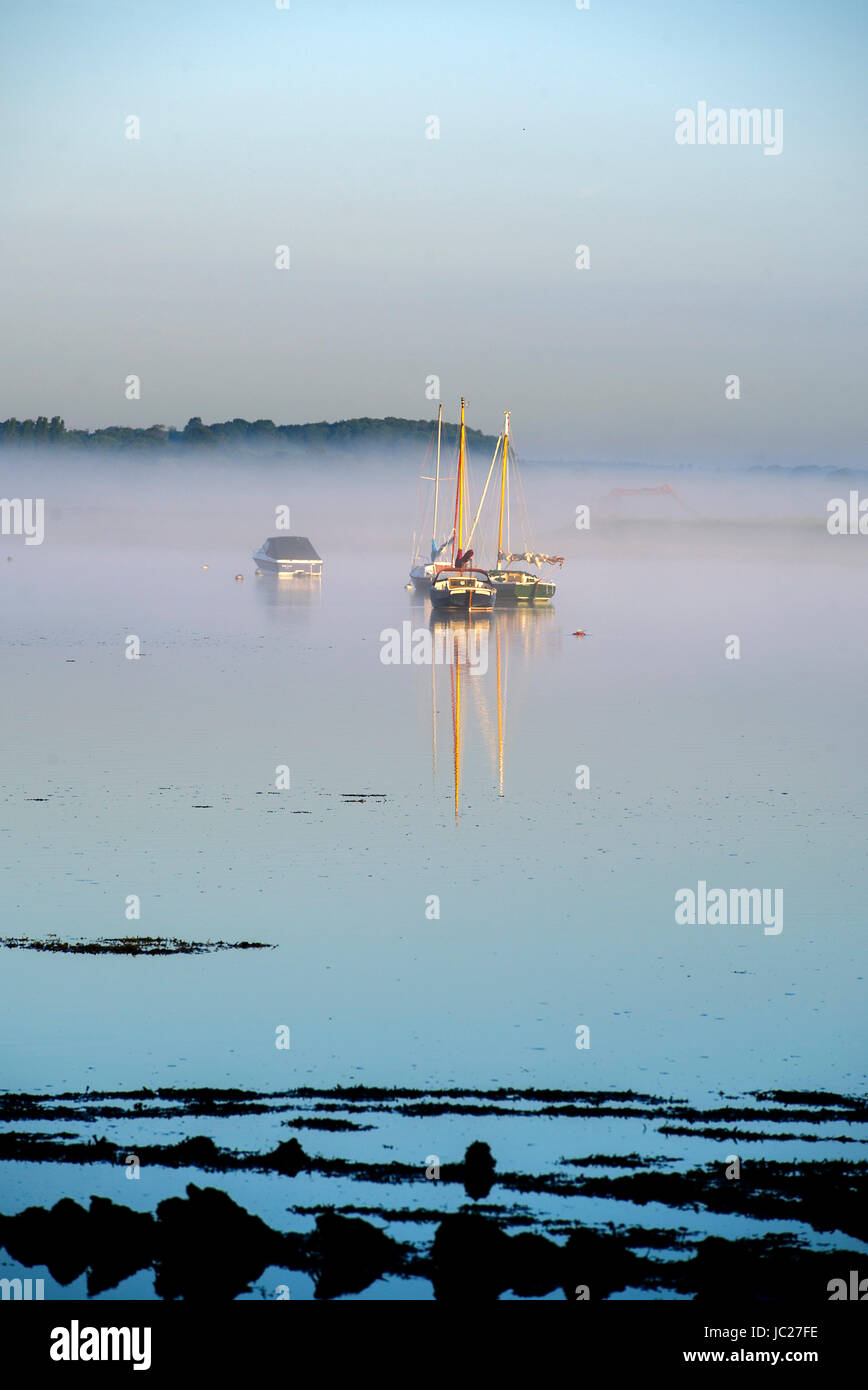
[489,571,556,603]
[429,569,497,611]
[430,590,496,610]
[410,562,454,593]
[255,558,322,576]
[253,549,322,577]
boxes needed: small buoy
[572,630,589,637]
[235,574,244,582]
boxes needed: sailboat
[409,405,454,593]
[487,411,560,604]
[429,399,497,611]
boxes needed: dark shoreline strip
[0,937,275,956]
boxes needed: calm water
[1,460,866,1297]
[1,475,866,1098]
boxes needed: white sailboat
[409,404,454,593]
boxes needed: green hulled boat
[489,569,556,603]
[486,411,563,604]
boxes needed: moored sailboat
[429,399,496,612]
[409,405,454,593]
[486,412,561,604]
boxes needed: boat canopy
[263,536,321,560]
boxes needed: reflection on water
[1,490,867,1300]
[427,605,560,820]
[252,571,322,618]
[1,528,866,1117]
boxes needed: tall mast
[497,410,509,563]
[457,398,465,554]
[432,403,442,547]
[452,397,465,564]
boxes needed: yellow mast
[497,410,509,564]
[457,397,465,557]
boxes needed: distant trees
[182,416,218,446]
[0,415,498,454]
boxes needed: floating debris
[0,936,276,956]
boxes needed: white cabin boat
[253,536,322,576]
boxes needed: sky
[1,0,866,462]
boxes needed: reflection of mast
[432,658,437,788]
[496,621,504,796]
[450,635,461,822]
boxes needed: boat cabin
[253,536,323,575]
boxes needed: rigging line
[510,437,535,558]
[466,435,502,545]
[432,404,442,543]
[410,428,437,561]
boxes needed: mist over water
[1,448,865,1103]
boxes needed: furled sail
[499,551,565,569]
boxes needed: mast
[452,397,465,564]
[432,403,442,549]
[458,398,465,555]
[497,410,509,563]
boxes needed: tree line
[0,415,498,453]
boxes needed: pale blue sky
[1,0,865,460]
